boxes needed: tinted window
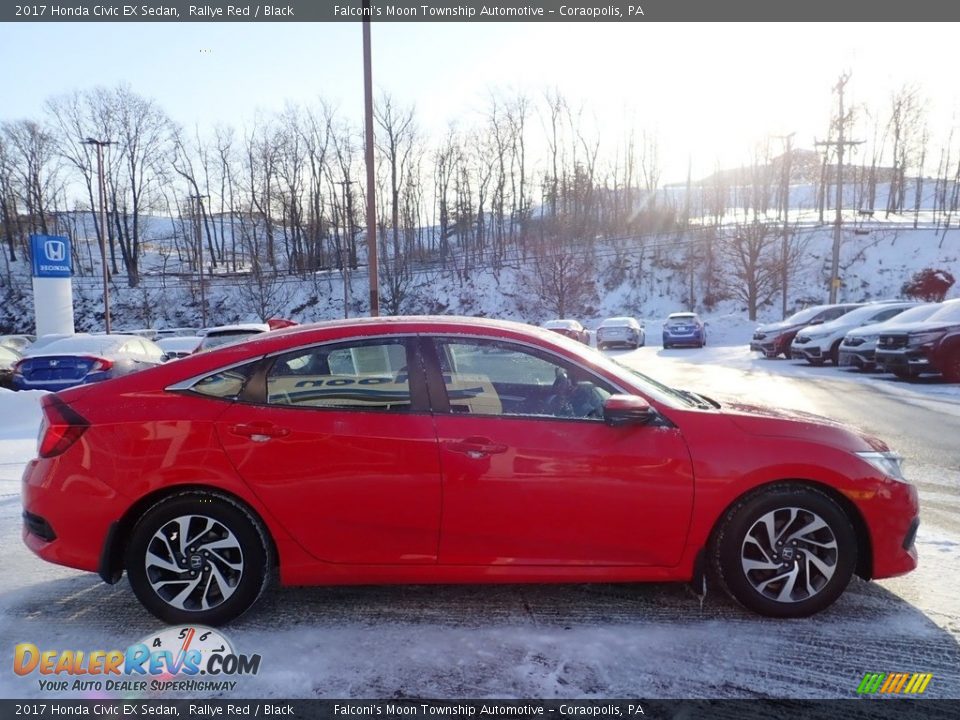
[435,339,612,420]
[874,307,906,323]
[266,339,411,411]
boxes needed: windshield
[883,304,938,324]
[926,300,960,323]
[784,306,828,324]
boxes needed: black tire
[892,367,917,380]
[125,491,271,626]
[830,340,842,366]
[662,343,670,349]
[808,357,826,367]
[598,342,606,351]
[942,351,960,383]
[710,484,857,618]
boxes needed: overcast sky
[2,22,958,182]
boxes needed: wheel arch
[98,484,280,585]
[704,478,874,581]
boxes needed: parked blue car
[662,312,707,349]
[12,334,166,391]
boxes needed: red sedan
[22,317,919,625]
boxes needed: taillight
[89,357,114,372]
[37,396,89,458]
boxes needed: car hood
[721,401,888,452]
[847,319,923,339]
[753,319,805,334]
[878,319,960,335]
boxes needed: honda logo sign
[44,239,66,262]
[30,234,72,278]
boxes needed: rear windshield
[200,331,262,350]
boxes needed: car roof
[600,317,637,325]
[667,312,697,318]
[543,319,580,328]
[25,334,146,356]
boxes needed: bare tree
[721,221,780,320]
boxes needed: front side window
[266,339,412,411]
[434,339,612,420]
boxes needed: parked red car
[22,317,918,625]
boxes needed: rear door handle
[446,437,508,459]
[229,423,290,442]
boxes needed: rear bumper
[21,457,122,574]
[663,332,703,346]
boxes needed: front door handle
[229,422,290,442]
[446,437,508,459]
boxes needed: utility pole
[773,132,795,318]
[336,180,357,318]
[362,0,379,317]
[189,194,209,328]
[815,74,863,304]
[82,137,112,334]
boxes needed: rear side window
[192,363,257,399]
[266,339,412,411]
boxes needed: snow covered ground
[0,339,958,700]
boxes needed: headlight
[856,451,908,482]
[909,330,946,347]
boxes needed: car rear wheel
[710,485,857,618]
[125,491,271,626]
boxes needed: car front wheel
[711,485,857,618]
[125,491,271,625]
[942,351,960,383]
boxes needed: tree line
[0,77,956,322]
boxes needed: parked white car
[838,303,940,371]
[596,317,645,350]
[791,301,917,366]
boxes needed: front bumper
[857,478,920,580]
[790,342,828,361]
[838,347,876,368]
[875,348,934,374]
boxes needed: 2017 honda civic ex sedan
[22,317,919,625]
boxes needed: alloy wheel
[740,506,838,603]
[144,514,244,611]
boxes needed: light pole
[337,179,358,318]
[189,194,209,328]
[362,0,379,316]
[82,137,112,334]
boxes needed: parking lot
[1,339,958,700]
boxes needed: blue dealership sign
[30,234,72,278]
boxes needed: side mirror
[603,394,657,427]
